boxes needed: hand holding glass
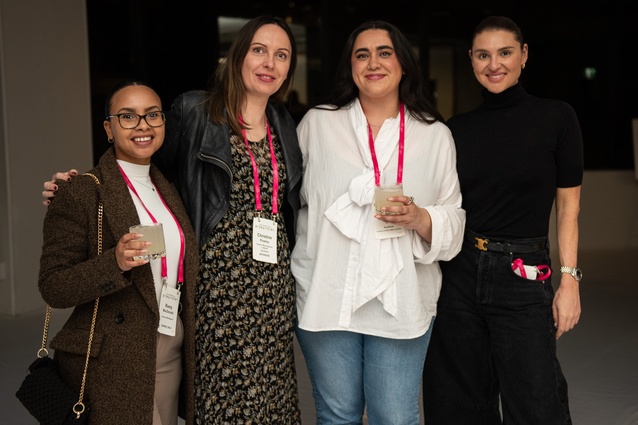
[129,223,166,260]
[374,184,404,215]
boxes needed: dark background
[86,0,636,170]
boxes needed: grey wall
[551,171,638,253]
[0,0,92,316]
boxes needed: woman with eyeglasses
[42,15,302,424]
[38,80,199,425]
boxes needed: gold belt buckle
[475,237,489,251]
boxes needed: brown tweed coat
[38,148,198,425]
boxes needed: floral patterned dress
[194,128,301,424]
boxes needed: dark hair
[473,16,525,48]
[104,80,159,117]
[322,20,443,124]
[207,15,298,136]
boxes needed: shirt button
[114,313,125,324]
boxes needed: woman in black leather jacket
[153,15,302,424]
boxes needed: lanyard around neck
[367,103,405,186]
[118,165,185,285]
[239,115,279,216]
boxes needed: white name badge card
[158,285,181,336]
[374,218,405,239]
[253,217,278,264]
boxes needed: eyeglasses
[106,111,166,129]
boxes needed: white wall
[0,0,92,316]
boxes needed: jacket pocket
[50,327,104,358]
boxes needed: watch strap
[560,266,582,281]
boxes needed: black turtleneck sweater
[447,83,583,239]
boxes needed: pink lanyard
[367,103,405,186]
[239,116,279,216]
[118,165,185,285]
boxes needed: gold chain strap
[69,172,103,418]
[34,173,103,418]
[73,297,99,417]
[37,306,51,358]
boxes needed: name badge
[252,217,278,264]
[158,285,181,336]
[374,218,405,239]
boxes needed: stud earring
[521,63,526,69]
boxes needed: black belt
[464,231,547,254]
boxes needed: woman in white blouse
[291,20,465,424]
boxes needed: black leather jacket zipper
[198,152,233,184]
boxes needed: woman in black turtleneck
[423,16,583,425]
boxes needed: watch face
[574,268,583,281]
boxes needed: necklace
[248,134,268,144]
[246,123,268,142]
[130,178,155,191]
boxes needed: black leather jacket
[154,90,302,248]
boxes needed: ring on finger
[405,196,414,206]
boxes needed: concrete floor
[2,249,637,424]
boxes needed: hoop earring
[108,138,114,144]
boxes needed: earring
[108,138,114,144]
[521,63,526,69]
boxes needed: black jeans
[422,232,571,425]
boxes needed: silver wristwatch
[560,266,582,282]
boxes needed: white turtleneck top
[117,160,181,305]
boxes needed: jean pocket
[508,252,551,283]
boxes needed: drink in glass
[129,223,166,260]
[374,184,404,215]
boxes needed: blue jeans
[422,233,571,425]
[296,325,432,425]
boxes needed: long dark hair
[322,20,443,124]
[207,15,298,136]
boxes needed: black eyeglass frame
[105,111,166,129]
